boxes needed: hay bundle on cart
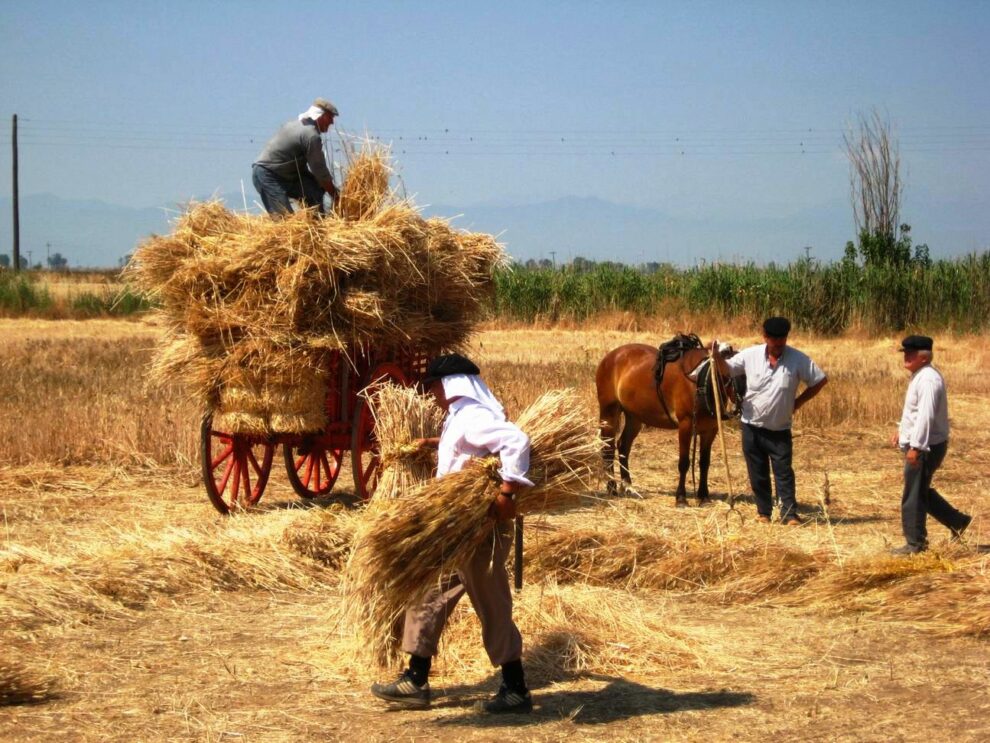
[128,146,506,435]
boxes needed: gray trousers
[901,441,968,548]
[402,522,522,667]
[741,423,797,520]
[251,163,326,216]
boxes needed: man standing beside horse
[712,317,828,525]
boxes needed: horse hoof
[697,496,712,507]
[675,498,688,509]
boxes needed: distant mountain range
[0,191,910,269]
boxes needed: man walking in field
[370,353,535,714]
[890,335,971,555]
[252,98,339,216]
[712,317,828,525]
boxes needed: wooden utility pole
[12,114,20,272]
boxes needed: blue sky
[1,1,988,266]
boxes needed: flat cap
[763,316,791,338]
[422,353,480,384]
[899,335,934,352]
[313,98,339,117]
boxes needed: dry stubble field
[2,318,989,742]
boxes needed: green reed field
[493,252,990,334]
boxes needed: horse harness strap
[654,333,704,425]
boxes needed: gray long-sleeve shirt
[253,119,333,184]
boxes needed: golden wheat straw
[342,388,602,667]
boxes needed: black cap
[899,335,933,352]
[422,353,480,384]
[763,316,791,338]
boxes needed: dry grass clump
[343,389,602,667]
[881,567,990,637]
[279,505,360,569]
[526,524,824,599]
[0,510,359,633]
[126,144,506,434]
[1,657,57,706]
[368,383,443,500]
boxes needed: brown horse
[596,338,739,506]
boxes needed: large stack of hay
[128,147,506,434]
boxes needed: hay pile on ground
[127,145,505,434]
[368,383,443,499]
[343,389,602,667]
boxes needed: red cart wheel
[283,441,344,498]
[351,363,409,501]
[200,415,275,515]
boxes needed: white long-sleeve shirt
[898,364,950,451]
[436,397,534,486]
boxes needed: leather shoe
[755,514,771,524]
[890,543,927,556]
[950,514,972,541]
[782,515,803,526]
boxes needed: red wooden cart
[200,344,431,514]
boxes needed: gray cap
[313,98,339,117]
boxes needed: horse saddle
[653,333,703,385]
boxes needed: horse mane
[653,332,703,385]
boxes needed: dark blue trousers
[901,441,968,549]
[741,423,797,520]
[252,164,326,216]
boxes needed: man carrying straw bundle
[370,353,535,714]
[252,97,340,216]
[889,335,971,555]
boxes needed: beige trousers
[401,522,522,666]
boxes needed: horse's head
[716,341,737,359]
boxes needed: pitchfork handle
[513,516,523,591]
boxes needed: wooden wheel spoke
[294,454,307,472]
[230,458,242,506]
[247,448,262,478]
[212,443,234,469]
[320,452,332,479]
[217,455,235,495]
[242,454,253,501]
[302,455,315,488]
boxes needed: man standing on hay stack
[712,317,828,525]
[890,335,971,555]
[251,98,339,216]
[370,353,535,714]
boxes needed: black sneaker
[890,543,927,556]
[475,684,533,714]
[950,515,973,542]
[370,671,431,708]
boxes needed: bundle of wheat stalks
[127,145,505,434]
[343,388,602,667]
[368,383,444,500]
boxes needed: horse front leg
[697,427,717,505]
[599,404,621,496]
[618,416,643,497]
[675,419,692,507]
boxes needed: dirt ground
[2,323,989,742]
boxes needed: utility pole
[46,242,51,270]
[12,114,20,272]
[804,246,812,261]
[549,250,556,270]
